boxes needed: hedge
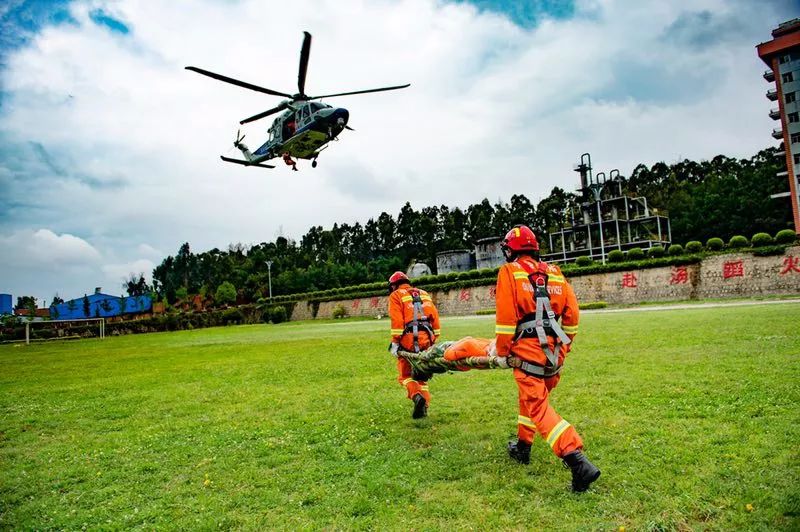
[775,229,797,244]
[607,250,625,263]
[685,241,703,253]
[646,246,664,258]
[668,244,684,256]
[627,248,646,260]
[706,237,724,251]
[729,235,749,248]
[751,232,773,247]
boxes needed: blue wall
[50,293,152,320]
[0,294,11,315]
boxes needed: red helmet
[502,225,539,253]
[388,271,410,286]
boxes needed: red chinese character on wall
[621,272,637,288]
[488,286,497,300]
[369,297,380,308]
[723,260,744,279]
[669,266,688,285]
[351,299,361,310]
[780,256,800,275]
[459,289,471,301]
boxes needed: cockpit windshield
[310,102,329,112]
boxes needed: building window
[788,92,797,104]
[795,154,800,165]
[790,112,800,123]
[783,72,795,83]
[793,133,800,144]
[780,54,791,64]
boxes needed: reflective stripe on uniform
[517,415,536,429]
[433,329,441,335]
[496,324,516,335]
[562,324,578,334]
[401,295,413,302]
[547,273,565,283]
[420,295,432,302]
[401,378,414,386]
[546,419,571,448]
[419,385,430,391]
[512,271,529,280]
[390,329,404,335]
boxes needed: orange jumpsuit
[495,256,583,457]
[389,285,441,404]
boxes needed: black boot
[507,439,531,464]
[411,393,428,419]
[563,450,600,492]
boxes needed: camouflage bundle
[399,341,519,374]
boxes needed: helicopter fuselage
[252,101,349,161]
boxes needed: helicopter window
[300,106,310,121]
[310,102,327,111]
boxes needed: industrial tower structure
[543,154,671,264]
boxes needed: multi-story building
[758,18,800,235]
[543,154,671,263]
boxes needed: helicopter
[186,32,410,170]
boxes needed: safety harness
[403,289,435,353]
[514,261,572,378]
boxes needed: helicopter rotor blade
[185,66,292,98]
[310,84,410,100]
[240,102,290,125]
[297,31,311,97]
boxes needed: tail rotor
[234,129,246,148]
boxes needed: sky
[0,0,797,304]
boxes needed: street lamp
[265,260,274,300]
[589,172,606,265]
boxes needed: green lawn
[1,304,799,530]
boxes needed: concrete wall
[436,250,473,274]
[289,246,800,320]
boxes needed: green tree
[215,281,237,306]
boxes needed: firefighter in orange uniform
[492,225,600,492]
[387,271,441,418]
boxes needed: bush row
[0,304,296,342]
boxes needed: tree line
[151,147,792,303]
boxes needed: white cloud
[0,228,101,266]
[0,0,794,298]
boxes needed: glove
[389,342,400,357]
[493,355,509,369]
[486,340,498,358]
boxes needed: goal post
[24,317,105,345]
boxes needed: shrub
[706,237,724,251]
[667,244,684,256]
[269,306,288,324]
[751,232,774,247]
[579,301,608,310]
[607,250,625,263]
[221,308,243,325]
[332,304,348,319]
[685,241,703,253]
[775,229,797,244]
[575,256,593,267]
[627,247,646,260]
[215,281,237,306]
[729,235,749,248]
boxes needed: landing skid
[220,156,275,169]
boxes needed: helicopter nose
[332,107,349,126]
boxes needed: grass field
[1,304,799,530]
